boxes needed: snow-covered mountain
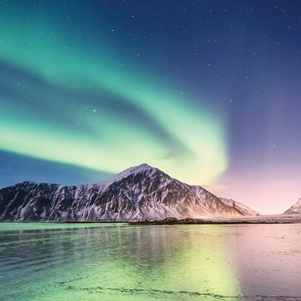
[283,198,301,214]
[0,164,246,222]
[219,198,260,216]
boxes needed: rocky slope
[283,198,301,214]
[1,164,247,222]
[219,198,260,216]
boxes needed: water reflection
[231,224,301,297]
[0,223,301,300]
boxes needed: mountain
[1,164,245,222]
[219,198,260,216]
[283,198,301,214]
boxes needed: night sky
[1,0,301,214]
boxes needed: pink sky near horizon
[207,178,301,215]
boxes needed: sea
[0,223,301,300]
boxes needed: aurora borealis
[1,1,301,213]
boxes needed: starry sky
[1,0,301,214]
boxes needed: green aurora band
[0,10,228,185]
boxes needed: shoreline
[129,215,301,225]
[1,215,301,225]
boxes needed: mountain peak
[124,163,154,173]
[103,163,155,186]
[115,163,154,176]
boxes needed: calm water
[0,223,301,300]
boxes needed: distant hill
[283,198,301,214]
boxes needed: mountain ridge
[0,164,258,222]
[219,198,260,216]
